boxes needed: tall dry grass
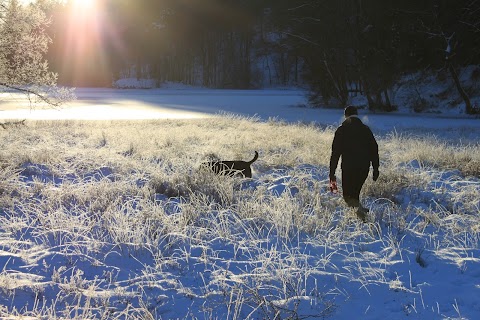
[0,116,478,319]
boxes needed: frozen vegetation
[0,99,479,319]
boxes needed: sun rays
[59,0,125,86]
[71,0,97,9]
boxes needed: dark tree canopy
[43,0,480,112]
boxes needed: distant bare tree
[444,33,476,114]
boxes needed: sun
[60,0,106,84]
[20,0,97,8]
[58,0,127,86]
[72,0,96,9]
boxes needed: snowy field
[1,87,479,132]
[0,88,479,319]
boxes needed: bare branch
[287,3,314,11]
[0,82,73,108]
[459,20,480,33]
[0,119,26,130]
[282,32,320,47]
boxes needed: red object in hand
[329,179,338,194]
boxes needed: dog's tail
[247,151,259,164]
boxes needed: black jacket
[329,116,379,178]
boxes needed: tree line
[271,0,480,112]
[2,0,479,113]
[44,0,480,109]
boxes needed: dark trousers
[341,167,369,208]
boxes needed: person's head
[344,105,358,118]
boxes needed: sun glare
[72,0,96,9]
[60,0,114,85]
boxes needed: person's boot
[356,206,368,222]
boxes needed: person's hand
[373,169,379,181]
[329,175,338,193]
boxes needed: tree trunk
[447,61,474,114]
[323,59,348,106]
[383,89,392,110]
[360,75,375,109]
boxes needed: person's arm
[368,129,379,180]
[329,128,343,180]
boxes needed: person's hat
[344,105,358,117]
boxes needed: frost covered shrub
[412,97,429,113]
[0,1,74,107]
[384,132,480,177]
[362,167,422,202]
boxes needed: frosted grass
[0,117,478,319]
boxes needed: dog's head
[204,152,220,162]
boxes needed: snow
[0,83,479,319]
[1,86,479,135]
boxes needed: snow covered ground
[1,86,479,133]
[0,86,479,319]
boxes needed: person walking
[329,106,379,222]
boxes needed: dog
[203,151,258,178]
